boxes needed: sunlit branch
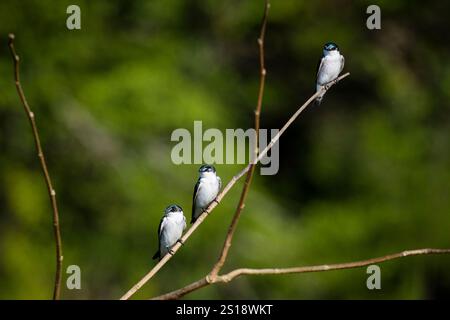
[152,248,450,300]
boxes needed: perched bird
[191,164,221,224]
[315,42,345,105]
[152,204,186,261]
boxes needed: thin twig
[120,72,350,300]
[152,248,450,300]
[209,0,270,280]
[8,34,63,300]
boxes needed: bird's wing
[158,215,167,238]
[340,55,345,73]
[152,215,166,260]
[191,179,201,222]
[316,55,325,79]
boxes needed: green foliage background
[0,0,449,299]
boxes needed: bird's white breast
[196,174,220,208]
[317,52,343,86]
[159,212,186,255]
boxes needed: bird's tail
[152,250,160,260]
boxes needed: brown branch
[120,165,249,299]
[120,72,350,300]
[152,248,450,300]
[209,0,270,280]
[120,0,349,300]
[252,72,350,167]
[8,34,64,300]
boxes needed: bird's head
[199,164,216,173]
[199,164,217,177]
[165,204,183,215]
[323,42,339,55]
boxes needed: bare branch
[209,0,270,280]
[120,71,350,300]
[120,0,350,300]
[8,33,64,300]
[152,248,450,300]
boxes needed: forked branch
[209,0,270,280]
[152,248,450,300]
[120,69,349,299]
[120,0,350,301]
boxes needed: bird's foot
[213,198,220,205]
[325,78,339,90]
[177,239,184,246]
[166,246,175,255]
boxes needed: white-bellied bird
[152,204,186,261]
[315,42,345,105]
[191,164,221,224]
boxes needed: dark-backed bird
[191,164,221,224]
[315,42,345,105]
[152,204,186,261]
